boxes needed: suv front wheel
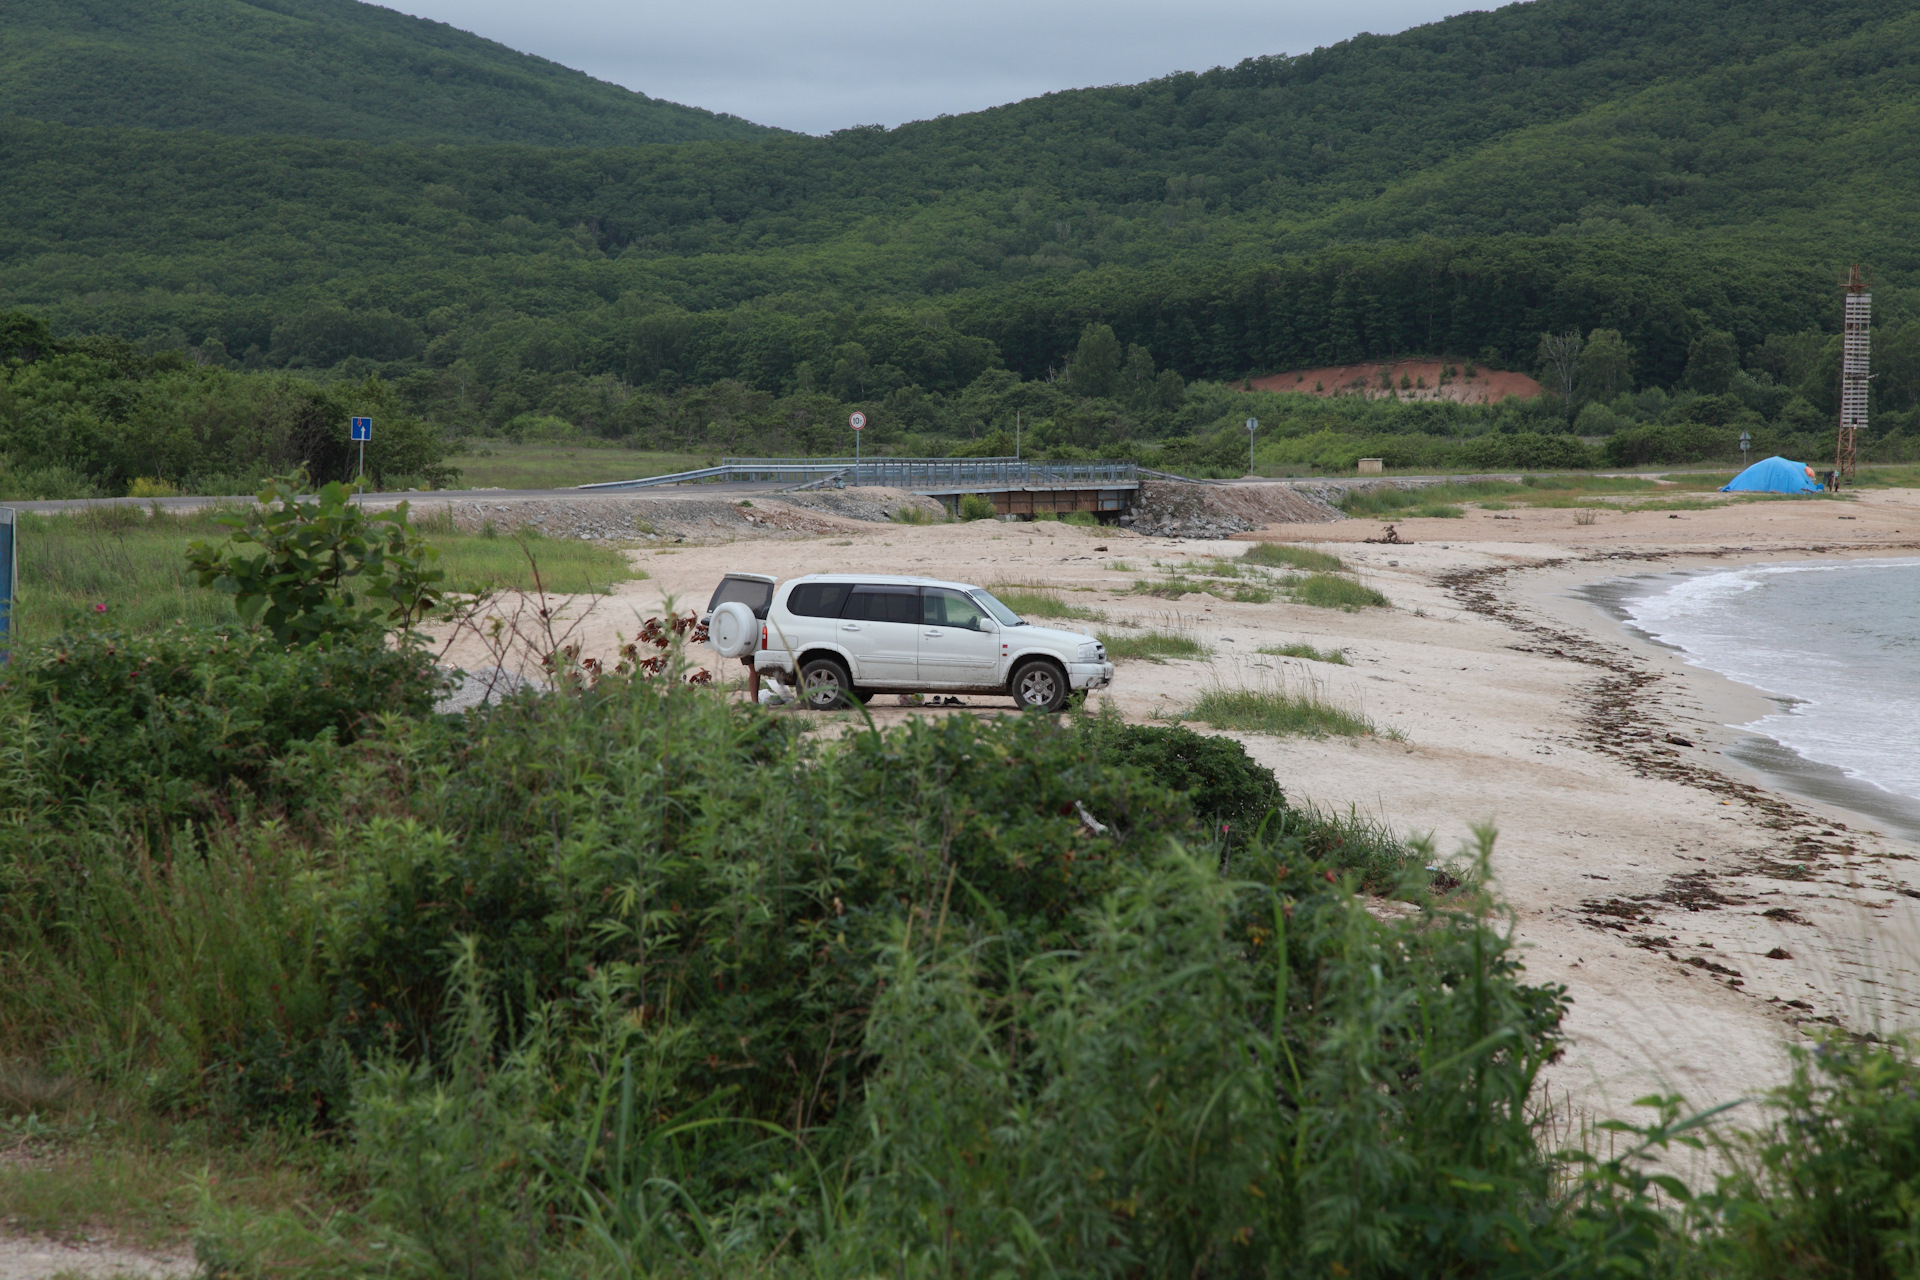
[800,656,854,710]
[1010,659,1068,713]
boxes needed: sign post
[1739,429,1751,470]
[1245,417,1259,476]
[0,507,15,663]
[350,416,373,483]
[849,411,866,476]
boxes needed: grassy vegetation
[438,443,709,490]
[1291,573,1391,611]
[1098,629,1208,662]
[1133,575,1274,603]
[889,504,939,524]
[1340,474,1680,518]
[988,583,1106,621]
[0,1111,345,1253]
[8,500,1920,1275]
[12,506,642,642]
[1259,642,1349,664]
[1239,543,1346,572]
[1853,463,1920,489]
[1407,502,1466,518]
[1185,679,1378,738]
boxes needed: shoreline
[1569,562,1920,844]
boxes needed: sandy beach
[425,484,1920,1126]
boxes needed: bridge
[579,456,1145,519]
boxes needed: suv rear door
[838,584,919,685]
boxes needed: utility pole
[1245,417,1259,476]
[1015,411,1021,461]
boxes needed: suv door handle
[924,629,943,637]
[840,623,860,631]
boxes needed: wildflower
[93,602,108,613]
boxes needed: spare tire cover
[710,600,757,658]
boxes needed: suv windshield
[969,589,1026,627]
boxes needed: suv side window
[842,585,919,623]
[924,588,988,631]
[787,582,853,617]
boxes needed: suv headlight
[1077,642,1103,662]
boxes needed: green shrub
[988,583,1105,620]
[1098,628,1207,661]
[3,624,438,818]
[1456,430,1597,471]
[1291,573,1390,610]
[187,475,445,645]
[1080,714,1283,832]
[1259,641,1348,664]
[958,493,997,520]
[1240,542,1346,572]
[1704,1032,1920,1276]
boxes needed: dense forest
[0,0,769,145]
[4,0,1920,493]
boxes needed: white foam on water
[1622,558,1920,803]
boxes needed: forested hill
[0,0,772,145]
[5,0,1920,497]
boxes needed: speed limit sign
[849,411,866,430]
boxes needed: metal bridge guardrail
[579,457,1139,492]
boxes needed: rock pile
[1128,481,1343,539]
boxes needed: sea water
[1620,558,1920,807]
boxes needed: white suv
[752,574,1114,712]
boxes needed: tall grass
[1259,642,1348,664]
[1132,574,1274,603]
[1240,543,1346,572]
[1185,668,1377,738]
[1291,572,1390,610]
[987,582,1105,621]
[1098,628,1208,661]
[439,442,710,490]
[11,506,642,641]
[1340,475,1672,517]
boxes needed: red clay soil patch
[1245,358,1541,406]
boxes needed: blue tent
[1722,456,1823,493]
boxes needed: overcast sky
[384,0,1479,135]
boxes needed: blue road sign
[350,416,373,441]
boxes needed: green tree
[1069,323,1123,398]
[1117,343,1157,406]
[1874,320,1920,414]
[1537,330,1584,422]
[1578,328,1633,400]
[1685,330,1740,395]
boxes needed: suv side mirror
[978,618,998,633]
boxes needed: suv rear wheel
[1011,659,1068,713]
[800,656,854,710]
